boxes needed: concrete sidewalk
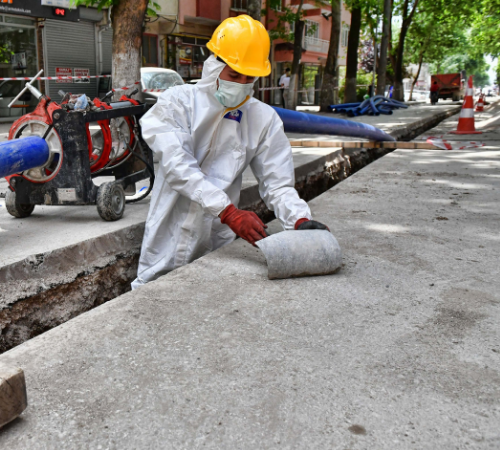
[1,139,499,448]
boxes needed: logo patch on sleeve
[223,110,243,123]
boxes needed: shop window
[167,35,211,80]
[231,0,247,11]
[0,17,38,118]
[142,34,158,67]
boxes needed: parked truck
[431,70,466,102]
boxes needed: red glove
[295,218,330,231]
[220,204,268,245]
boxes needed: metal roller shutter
[43,20,97,99]
[101,28,113,74]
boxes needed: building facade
[268,0,351,105]
[0,0,351,120]
[144,0,351,106]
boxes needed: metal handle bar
[8,69,44,108]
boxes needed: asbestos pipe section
[0,136,50,179]
[256,230,343,280]
[272,106,395,142]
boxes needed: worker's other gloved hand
[295,218,330,231]
[220,204,268,246]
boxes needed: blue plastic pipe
[0,136,50,178]
[272,106,395,142]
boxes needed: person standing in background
[279,67,290,108]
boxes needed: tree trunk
[376,0,391,95]
[247,0,262,99]
[393,28,408,101]
[247,0,262,20]
[319,0,341,112]
[287,18,305,110]
[409,50,424,101]
[392,0,420,101]
[344,6,362,103]
[111,0,149,101]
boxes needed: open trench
[0,107,460,354]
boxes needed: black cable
[124,140,155,203]
[42,124,54,140]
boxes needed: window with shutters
[231,0,247,11]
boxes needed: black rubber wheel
[96,182,125,221]
[5,190,35,218]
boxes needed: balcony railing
[304,36,329,54]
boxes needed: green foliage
[400,0,492,85]
[436,52,490,86]
[71,0,159,16]
[72,0,118,10]
[471,0,500,57]
[405,8,466,70]
[0,44,14,64]
[147,1,160,17]
[338,70,372,102]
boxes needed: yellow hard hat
[207,15,271,77]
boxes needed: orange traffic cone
[475,94,484,112]
[450,76,482,134]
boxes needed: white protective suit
[132,56,311,289]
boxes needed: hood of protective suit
[195,55,227,94]
[196,55,257,108]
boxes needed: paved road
[0,103,499,448]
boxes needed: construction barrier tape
[111,81,141,92]
[0,75,112,81]
[426,137,485,151]
[0,74,140,92]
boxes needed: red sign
[54,8,66,17]
[55,67,72,83]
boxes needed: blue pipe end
[0,136,50,179]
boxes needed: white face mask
[214,78,255,108]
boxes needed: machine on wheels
[3,70,154,221]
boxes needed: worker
[132,15,328,289]
[430,81,439,104]
[279,67,290,108]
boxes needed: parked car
[141,68,184,104]
[98,67,185,104]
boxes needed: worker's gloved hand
[295,218,330,231]
[220,204,268,246]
